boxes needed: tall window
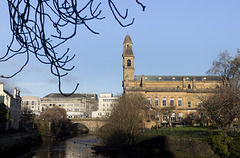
[163,115,167,122]
[147,98,151,107]
[188,101,191,108]
[178,113,183,121]
[178,98,182,106]
[170,98,174,107]
[154,98,159,107]
[127,60,131,66]
[198,102,201,108]
[155,112,159,121]
[171,113,175,122]
[162,98,166,106]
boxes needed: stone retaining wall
[164,136,218,158]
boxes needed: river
[12,135,106,158]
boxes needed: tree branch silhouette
[0,0,145,96]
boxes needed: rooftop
[134,75,222,81]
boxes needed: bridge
[71,118,107,133]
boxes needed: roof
[124,46,134,56]
[124,33,132,44]
[134,75,222,81]
[42,93,96,99]
[3,90,13,97]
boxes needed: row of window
[41,103,86,107]
[162,113,183,122]
[66,108,84,112]
[24,101,40,106]
[103,99,117,102]
[103,108,111,111]
[151,112,184,122]
[147,98,195,108]
[102,104,113,107]
[96,112,110,116]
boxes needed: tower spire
[122,33,135,86]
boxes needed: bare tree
[36,106,71,139]
[0,0,145,95]
[98,93,146,146]
[201,50,240,136]
[207,50,232,83]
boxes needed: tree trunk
[222,124,229,137]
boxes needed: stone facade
[21,96,41,115]
[0,83,21,130]
[40,93,97,118]
[122,34,222,128]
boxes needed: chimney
[140,75,145,87]
[0,83,4,92]
[182,76,186,90]
[14,88,17,98]
[17,88,20,97]
[192,77,196,89]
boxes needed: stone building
[21,96,41,115]
[122,34,222,128]
[0,83,21,130]
[40,93,97,118]
[92,93,119,118]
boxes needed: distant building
[21,96,41,115]
[0,83,21,130]
[40,93,97,118]
[92,93,119,118]
[122,34,223,128]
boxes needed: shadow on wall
[71,123,89,136]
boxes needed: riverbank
[0,131,42,156]
[93,136,217,158]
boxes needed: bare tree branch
[0,0,145,96]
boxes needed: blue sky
[0,1,240,98]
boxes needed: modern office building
[92,93,119,118]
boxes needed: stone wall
[164,136,218,158]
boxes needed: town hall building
[122,33,222,128]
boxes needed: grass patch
[143,125,240,138]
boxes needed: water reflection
[33,135,103,158]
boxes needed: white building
[40,93,97,118]
[92,93,119,118]
[0,83,21,130]
[21,96,41,115]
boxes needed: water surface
[32,135,103,158]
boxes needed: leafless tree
[0,0,145,96]
[37,106,70,139]
[98,93,147,146]
[200,50,240,136]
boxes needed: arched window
[188,84,191,89]
[127,60,131,66]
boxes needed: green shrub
[228,137,240,158]
[208,131,240,158]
